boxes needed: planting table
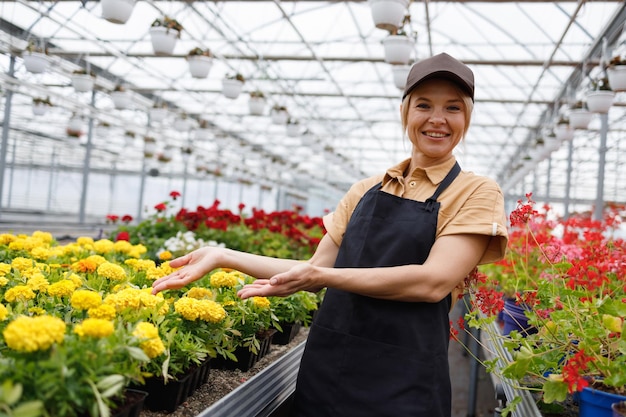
[196,341,305,417]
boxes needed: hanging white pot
[143,137,157,158]
[382,35,414,65]
[194,128,212,141]
[221,78,244,99]
[150,107,168,122]
[187,55,213,79]
[32,102,49,116]
[391,64,411,90]
[286,123,300,137]
[173,116,191,132]
[271,109,289,125]
[67,116,84,138]
[568,108,593,129]
[248,97,266,116]
[23,52,50,74]
[149,26,179,55]
[110,91,133,110]
[607,65,626,92]
[101,0,136,24]
[554,124,574,142]
[368,0,410,32]
[71,74,95,92]
[585,90,615,114]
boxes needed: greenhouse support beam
[593,113,609,221]
[0,55,16,218]
[79,90,96,225]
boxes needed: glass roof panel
[0,0,625,215]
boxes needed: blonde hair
[400,83,474,137]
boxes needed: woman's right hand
[151,246,223,294]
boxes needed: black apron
[291,162,461,417]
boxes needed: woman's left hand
[237,262,321,299]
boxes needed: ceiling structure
[0,0,625,217]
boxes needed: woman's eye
[447,105,461,111]
[416,103,430,109]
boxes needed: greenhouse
[0,1,625,417]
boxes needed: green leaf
[1,381,22,406]
[542,379,568,403]
[12,401,44,417]
[126,346,150,362]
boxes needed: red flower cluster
[562,349,594,393]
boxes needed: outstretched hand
[151,247,219,294]
[237,262,321,299]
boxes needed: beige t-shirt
[323,157,508,265]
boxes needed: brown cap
[402,53,474,101]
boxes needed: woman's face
[403,78,468,165]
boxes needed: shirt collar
[383,157,458,186]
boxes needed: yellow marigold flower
[4,285,36,302]
[133,322,164,358]
[129,244,147,257]
[63,243,86,255]
[175,298,226,323]
[49,247,66,257]
[28,307,45,316]
[31,231,53,243]
[145,266,164,281]
[47,280,78,298]
[0,277,8,287]
[74,318,114,338]
[26,274,49,292]
[187,287,213,299]
[210,271,239,288]
[113,240,133,254]
[252,296,271,309]
[71,258,99,273]
[35,263,50,273]
[87,304,116,320]
[11,257,35,272]
[93,239,115,254]
[104,288,141,311]
[158,250,173,261]
[76,236,94,246]
[0,304,8,320]
[66,273,83,287]
[71,290,103,310]
[30,246,51,260]
[138,289,168,313]
[0,233,16,245]
[146,262,177,281]
[11,237,45,251]
[97,262,126,281]
[125,258,156,272]
[140,338,165,359]
[8,240,25,251]
[0,263,12,276]
[159,261,176,275]
[222,300,236,307]
[87,255,107,265]
[3,315,66,352]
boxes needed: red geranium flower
[170,191,181,200]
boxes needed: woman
[152,52,508,417]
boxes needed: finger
[168,254,190,268]
[152,270,190,293]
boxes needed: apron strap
[425,162,461,211]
